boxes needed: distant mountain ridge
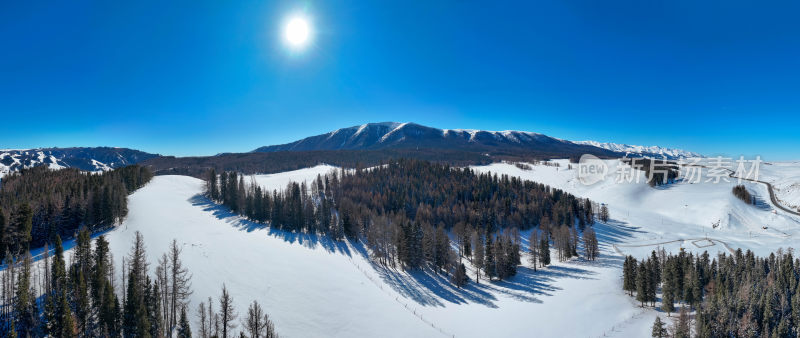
[571,140,702,159]
[253,122,619,157]
[253,122,700,159]
[0,147,159,178]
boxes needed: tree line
[0,228,279,338]
[626,248,800,337]
[206,159,603,285]
[0,165,152,261]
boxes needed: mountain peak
[252,122,619,158]
[572,140,702,159]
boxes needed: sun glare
[283,15,311,49]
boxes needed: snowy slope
[468,160,800,337]
[759,161,800,212]
[572,141,702,159]
[249,165,339,192]
[93,166,651,338]
[470,161,800,258]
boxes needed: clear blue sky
[2,0,798,160]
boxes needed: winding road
[726,169,800,217]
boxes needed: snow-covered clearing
[248,164,339,192]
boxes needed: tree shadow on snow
[188,194,352,256]
[188,194,639,309]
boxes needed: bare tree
[219,284,237,338]
[208,296,219,338]
[170,239,193,330]
[243,300,278,338]
[583,228,599,261]
[528,230,539,270]
[196,301,208,338]
[157,252,170,333]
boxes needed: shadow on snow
[189,193,637,309]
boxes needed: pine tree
[623,256,636,296]
[149,281,163,338]
[661,285,675,316]
[208,169,219,201]
[651,317,667,338]
[472,231,484,283]
[177,305,192,338]
[14,253,37,337]
[123,232,151,338]
[73,269,90,334]
[636,262,648,307]
[45,235,71,337]
[92,235,112,335]
[539,236,550,267]
[672,307,691,338]
[13,203,33,253]
[451,263,468,288]
[483,233,496,280]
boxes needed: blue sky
[1,1,798,160]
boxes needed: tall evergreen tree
[651,317,667,338]
[539,236,550,267]
[177,305,192,338]
[14,253,37,337]
[635,262,648,307]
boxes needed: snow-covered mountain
[571,140,702,159]
[253,122,620,157]
[0,147,158,178]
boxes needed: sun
[283,15,312,49]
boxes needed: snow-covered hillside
[471,160,800,258]
[95,170,652,338]
[760,161,800,212]
[572,141,702,159]
[0,147,157,178]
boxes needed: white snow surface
[471,160,800,258]
[759,161,800,212]
[248,165,340,192]
[95,169,649,338]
